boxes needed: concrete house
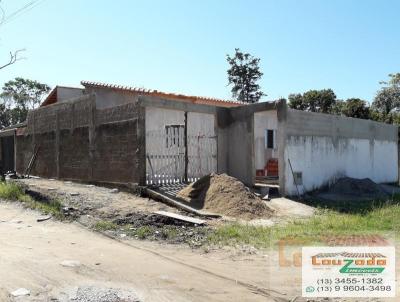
[1,81,398,196]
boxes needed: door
[1,135,15,174]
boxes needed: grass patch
[208,203,400,249]
[161,227,179,240]
[135,226,153,239]
[93,220,119,231]
[0,181,64,219]
[0,181,25,200]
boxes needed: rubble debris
[10,288,30,297]
[114,211,197,227]
[62,206,79,217]
[60,260,81,267]
[5,171,18,180]
[154,210,206,225]
[37,215,51,222]
[109,188,119,194]
[177,173,274,220]
[112,212,210,246]
[68,286,140,302]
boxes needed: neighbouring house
[0,81,398,196]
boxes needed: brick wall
[16,94,145,184]
[93,120,138,183]
[59,127,90,180]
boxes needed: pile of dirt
[316,177,389,201]
[177,173,273,220]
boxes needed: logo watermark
[302,246,396,297]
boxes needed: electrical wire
[0,0,46,27]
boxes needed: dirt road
[0,202,277,302]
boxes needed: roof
[80,80,244,107]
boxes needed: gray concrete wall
[217,101,280,186]
[57,87,84,103]
[85,87,138,110]
[226,114,254,186]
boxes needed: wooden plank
[154,210,206,225]
[146,188,220,218]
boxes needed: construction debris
[68,286,140,302]
[60,260,81,268]
[37,215,51,222]
[177,173,274,220]
[10,288,30,297]
[154,210,206,225]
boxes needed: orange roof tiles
[80,80,244,107]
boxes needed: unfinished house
[4,81,398,196]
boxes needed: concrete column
[55,111,60,179]
[136,105,146,186]
[88,97,96,180]
[276,99,287,196]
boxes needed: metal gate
[145,112,217,185]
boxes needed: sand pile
[177,173,273,220]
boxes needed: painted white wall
[254,111,278,170]
[187,112,217,180]
[145,107,185,133]
[284,136,398,195]
[145,107,217,183]
[145,107,185,184]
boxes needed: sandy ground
[18,178,315,225]
[0,201,280,302]
[1,201,396,302]
[0,187,397,301]
[19,178,182,217]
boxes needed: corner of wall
[276,99,288,195]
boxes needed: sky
[0,0,399,103]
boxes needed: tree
[0,77,50,127]
[288,89,337,113]
[341,98,370,119]
[371,73,400,115]
[0,49,25,70]
[0,2,26,70]
[226,48,265,103]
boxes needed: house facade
[1,81,397,196]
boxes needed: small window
[165,125,184,148]
[265,129,275,149]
